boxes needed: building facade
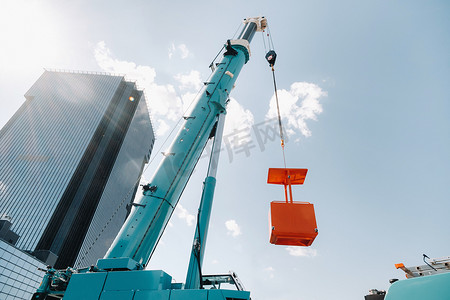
[0,70,154,271]
[0,238,46,300]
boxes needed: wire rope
[271,68,287,169]
[263,23,287,169]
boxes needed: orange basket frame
[267,168,318,246]
[267,168,308,203]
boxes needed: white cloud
[285,246,318,257]
[225,219,242,237]
[168,44,176,59]
[95,41,156,84]
[168,43,190,59]
[94,41,183,136]
[175,204,195,226]
[223,98,255,148]
[266,82,327,138]
[178,44,190,59]
[179,91,199,116]
[173,70,204,116]
[146,84,182,121]
[174,70,202,91]
[155,119,170,136]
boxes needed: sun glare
[0,1,63,72]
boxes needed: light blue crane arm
[104,35,256,267]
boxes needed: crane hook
[265,50,277,68]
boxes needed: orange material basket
[270,201,318,246]
[267,168,318,246]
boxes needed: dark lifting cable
[265,46,287,168]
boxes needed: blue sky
[0,1,449,299]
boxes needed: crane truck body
[366,256,450,300]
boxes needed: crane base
[63,269,250,300]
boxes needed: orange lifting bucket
[268,168,318,246]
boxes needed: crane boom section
[105,43,250,266]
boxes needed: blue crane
[32,16,267,300]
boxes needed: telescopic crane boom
[104,17,267,267]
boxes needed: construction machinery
[32,16,267,300]
[31,15,322,299]
[385,256,450,299]
[366,255,450,300]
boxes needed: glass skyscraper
[0,70,154,270]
